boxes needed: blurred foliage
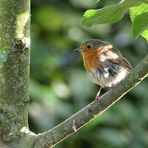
[30,0,148,147]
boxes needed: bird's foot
[95,87,102,100]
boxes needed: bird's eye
[87,45,91,48]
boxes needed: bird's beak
[74,47,81,52]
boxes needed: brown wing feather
[109,56,133,71]
[109,47,133,71]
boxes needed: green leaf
[132,12,148,39]
[82,4,126,26]
[82,0,145,27]
[130,3,148,41]
[141,29,148,41]
[130,3,148,21]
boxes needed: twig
[34,54,148,148]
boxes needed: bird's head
[75,39,113,56]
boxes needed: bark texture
[0,0,35,147]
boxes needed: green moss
[0,0,31,145]
[0,0,30,51]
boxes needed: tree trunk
[0,0,35,147]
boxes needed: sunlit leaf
[130,3,148,41]
[141,29,148,41]
[82,0,146,27]
[132,12,148,40]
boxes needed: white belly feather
[88,68,128,87]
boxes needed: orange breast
[81,51,100,71]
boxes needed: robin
[75,39,133,99]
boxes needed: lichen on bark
[0,0,33,147]
[0,0,30,51]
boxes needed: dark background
[30,0,148,147]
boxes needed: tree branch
[34,54,148,148]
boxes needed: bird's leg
[95,86,102,100]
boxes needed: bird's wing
[111,47,122,57]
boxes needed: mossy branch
[33,55,148,147]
